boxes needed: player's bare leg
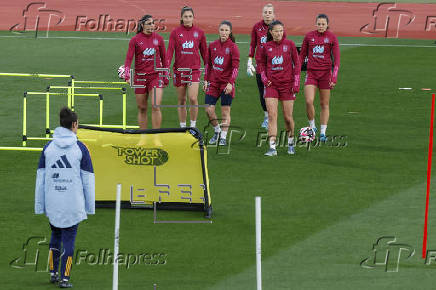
[176,86,188,127]
[187,82,199,127]
[265,98,278,156]
[304,84,317,130]
[282,100,295,154]
[219,106,231,145]
[319,89,331,141]
[135,93,148,129]
[150,87,163,129]
[206,104,220,145]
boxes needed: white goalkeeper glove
[247,57,256,77]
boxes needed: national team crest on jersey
[324,37,329,43]
[194,31,199,38]
[153,39,158,46]
[311,38,315,42]
[225,47,230,54]
[268,47,272,52]
[283,45,288,52]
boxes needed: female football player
[166,6,207,128]
[300,14,340,141]
[203,21,240,145]
[247,3,275,129]
[256,20,300,156]
[124,14,167,129]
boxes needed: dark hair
[137,15,153,34]
[316,13,329,25]
[219,20,235,43]
[59,107,77,129]
[266,20,284,42]
[180,6,194,25]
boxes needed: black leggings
[256,73,267,112]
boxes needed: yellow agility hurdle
[23,91,102,146]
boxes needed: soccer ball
[299,127,316,143]
[117,65,125,79]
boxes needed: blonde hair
[263,3,274,12]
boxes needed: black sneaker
[50,273,60,284]
[59,280,73,288]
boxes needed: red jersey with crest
[166,24,207,71]
[300,30,340,81]
[256,38,301,86]
[124,32,166,75]
[204,38,240,85]
[249,20,269,73]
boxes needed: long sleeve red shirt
[166,24,207,72]
[204,38,240,85]
[249,20,269,73]
[300,30,340,82]
[124,32,166,77]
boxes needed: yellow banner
[77,127,211,210]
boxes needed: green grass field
[1,30,436,289]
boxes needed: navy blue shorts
[205,93,233,106]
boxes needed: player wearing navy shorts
[256,20,301,156]
[203,21,240,145]
[166,6,207,128]
[247,3,275,129]
[300,14,340,141]
[124,14,168,129]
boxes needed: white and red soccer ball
[299,127,316,143]
[117,65,125,79]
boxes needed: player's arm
[158,37,169,85]
[166,30,176,70]
[123,38,135,82]
[299,35,308,70]
[203,44,212,91]
[78,142,95,215]
[290,42,301,93]
[247,25,257,76]
[34,149,47,214]
[225,44,240,94]
[331,35,340,86]
[199,31,208,66]
[256,46,270,87]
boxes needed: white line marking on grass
[0,35,435,48]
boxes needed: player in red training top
[256,20,301,156]
[300,14,340,141]
[247,3,275,130]
[166,6,207,128]
[124,14,168,129]
[203,21,240,146]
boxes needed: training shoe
[264,148,277,156]
[50,273,60,284]
[59,280,73,288]
[320,134,327,142]
[218,138,226,146]
[209,132,220,144]
[287,145,295,155]
[261,117,268,129]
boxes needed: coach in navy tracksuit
[35,107,95,288]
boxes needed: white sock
[269,140,276,150]
[288,137,294,146]
[321,125,327,135]
[264,111,268,118]
[309,119,315,128]
[221,130,227,139]
[180,122,186,128]
[190,120,196,128]
[214,125,221,133]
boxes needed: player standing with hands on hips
[300,14,340,141]
[247,3,275,129]
[203,20,240,145]
[123,14,168,129]
[167,6,207,128]
[257,20,301,156]
[35,107,95,288]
